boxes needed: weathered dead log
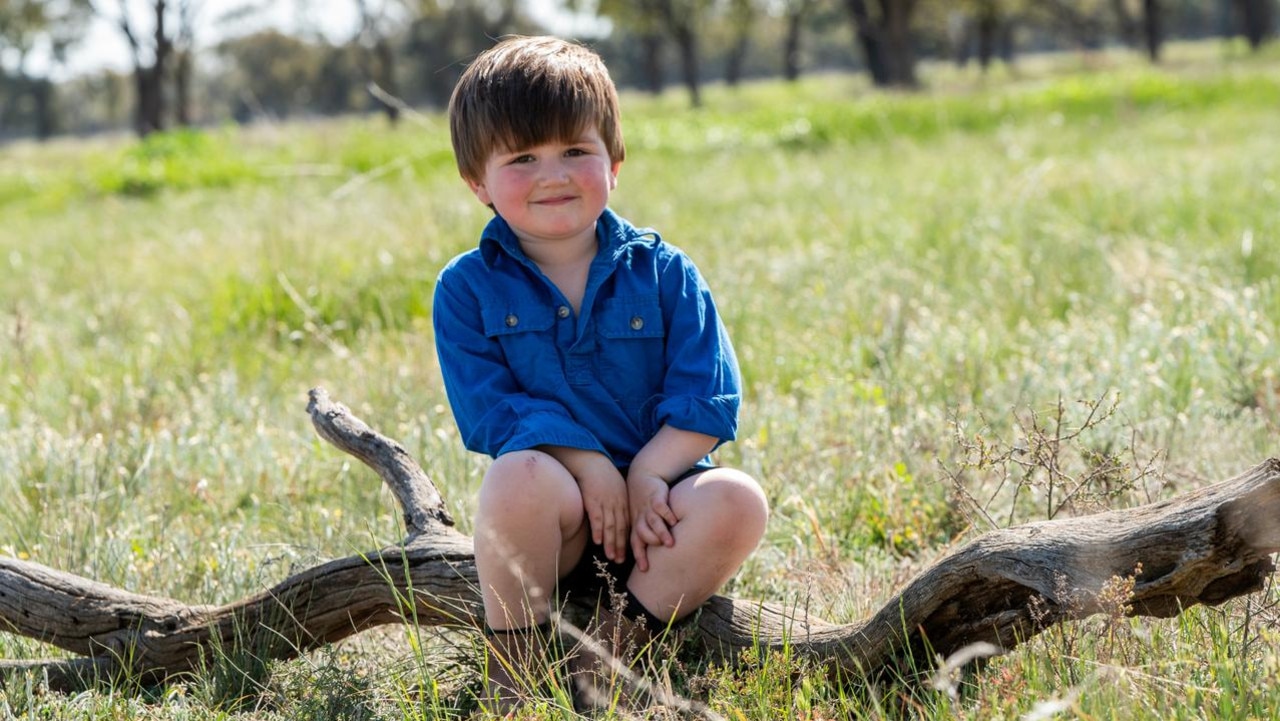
[2,387,1278,692]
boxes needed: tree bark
[640,33,665,95]
[976,4,999,70]
[846,0,891,86]
[783,7,806,81]
[845,0,917,87]
[664,15,701,107]
[116,0,171,137]
[3,389,1280,696]
[31,77,56,140]
[1233,0,1275,50]
[1143,0,1163,62]
[724,35,749,87]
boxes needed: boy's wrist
[538,445,615,481]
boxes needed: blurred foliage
[1,0,1277,139]
[2,49,1280,720]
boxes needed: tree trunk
[134,67,164,136]
[372,38,401,124]
[3,390,1280,697]
[725,35,749,86]
[1111,0,1139,46]
[174,49,192,126]
[976,5,999,70]
[845,0,917,87]
[846,0,891,86]
[672,24,702,107]
[1143,0,1163,62]
[1234,0,1275,49]
[640,33,665,95]
[998,20,1016,65]
[882,0,917,86]
[783,8,805,81]
[124,0,171,137]
[31,77,56,140]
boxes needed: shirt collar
[478,208,640,267]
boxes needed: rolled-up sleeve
[652,250,741,444]
[433,263,607,458]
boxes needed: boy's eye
[511,154,535,164]
[565,147,587,157]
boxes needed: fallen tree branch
[2,388,1278,692]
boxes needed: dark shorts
[557,465,713,603]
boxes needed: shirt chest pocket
[595,296,666,397]
[481,302,559,394]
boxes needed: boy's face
[467,127,621,250]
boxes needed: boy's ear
[466,177,493,206]
[610,160,622,189]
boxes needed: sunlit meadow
[1,42,1279,719]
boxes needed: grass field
[2,42,1279,719]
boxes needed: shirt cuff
[654,394,740,443]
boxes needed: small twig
[276,273,352,359]
[328,156,412,201]
[366,82,434,127]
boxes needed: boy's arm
[626,425,718,572]
[650,249,741,448]
[538,446,629,564]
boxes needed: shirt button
[630,316,644,331]
[505,314,519,327]
[557,306,571,319]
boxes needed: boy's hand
[628,471,678,573]
[573,458,630,564]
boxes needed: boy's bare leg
[475,450,589,709]
[570,468,766,711]
[476,449,590,629]
[625,468,768,624]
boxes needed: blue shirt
[432,208,741,467]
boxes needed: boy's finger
[631,535,650,573]
[634,518,661,546]
[643,510,674,546]
[588,504,604,545]
[655,501,678,529]
[604,510,620,560]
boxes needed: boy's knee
[699,470,769,537]
[479,450,577,510]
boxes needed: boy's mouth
[534,195,577,205]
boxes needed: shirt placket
[564,245,619,387]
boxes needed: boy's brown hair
[448,36,626,184]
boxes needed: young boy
[434,35,769,712]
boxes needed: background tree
[354,0,404,123]
[94,0,203,136]
[400,0,539,108]
[0,0,92,139]
[215,30,329,120]
[52,68,131,132]
[844,0,919,87]
[599,0,711,105]
[1232,0,1275,49]
[779,0,821,80]
[592,0,668,95]
[721,0,758,85]
[1142,0,1162,60]
[940,0,1020,70]
[171,0,200,125]
[1031,0,1110,50]
[1108,0,1165,61]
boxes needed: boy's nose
[539,160,570,184]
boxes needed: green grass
[2,42,1280,718]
